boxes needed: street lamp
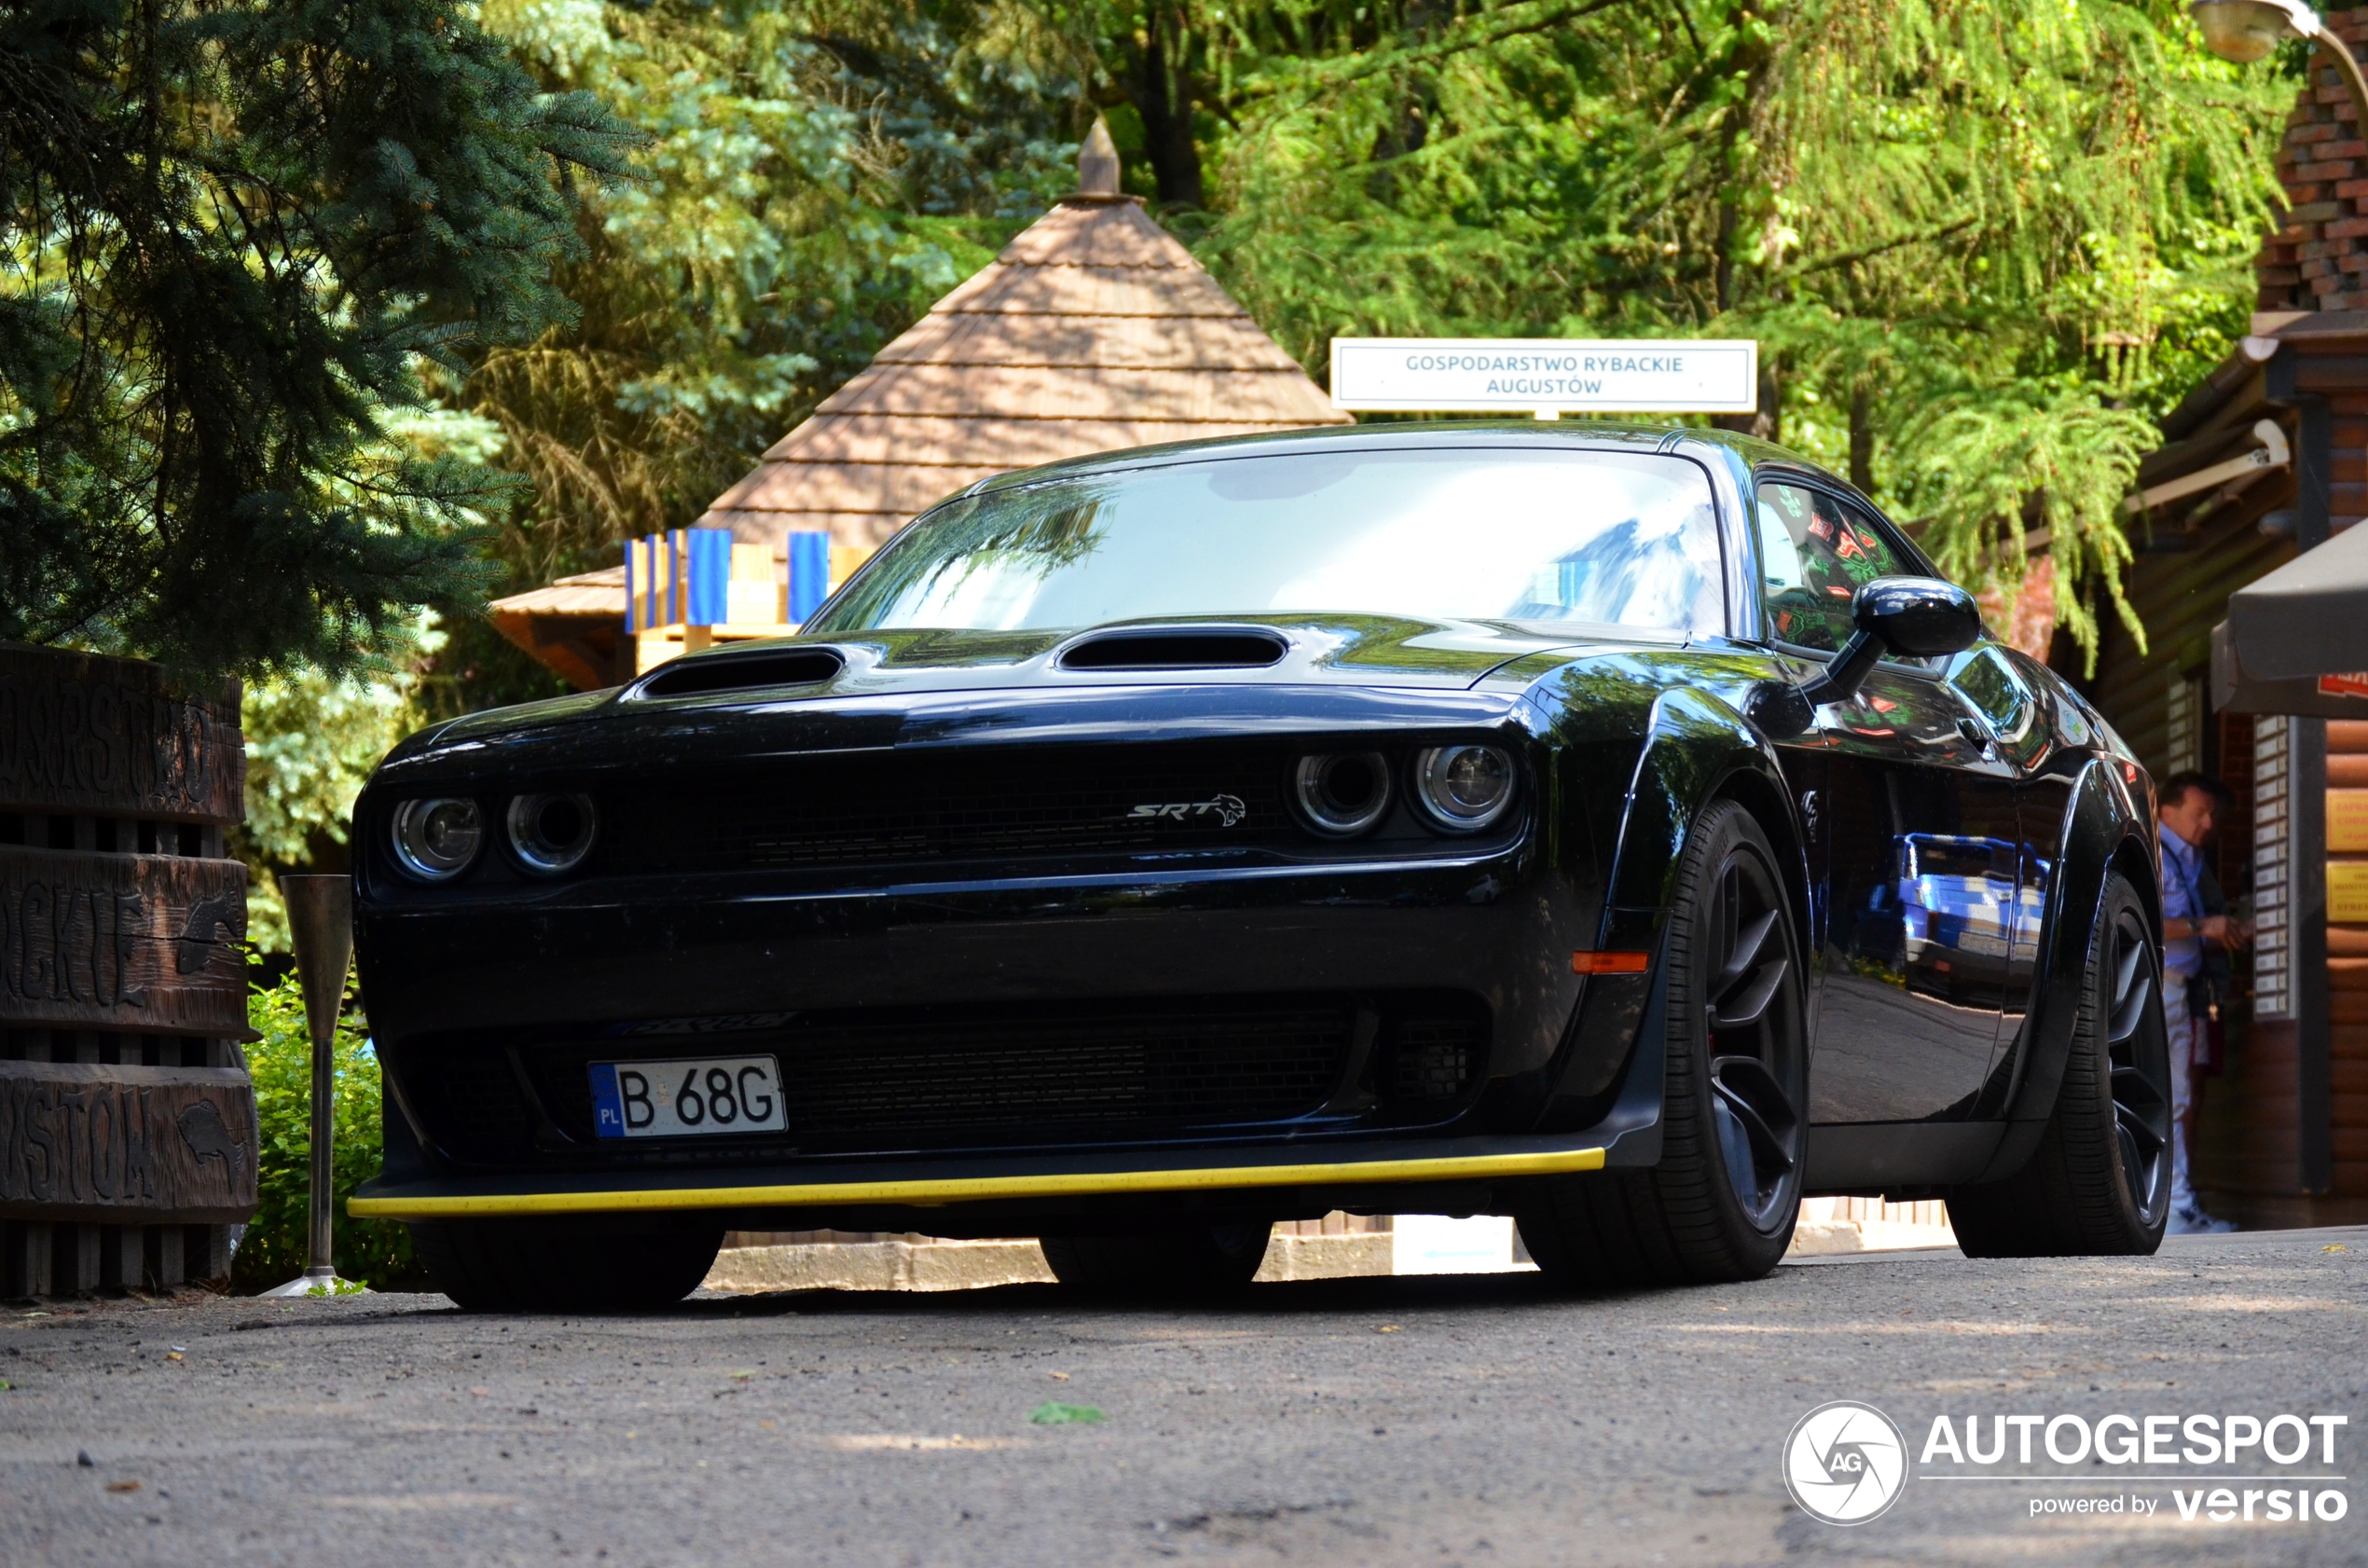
[2194,1,2368,130]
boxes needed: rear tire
[1039,1224,1269,1298]
[1514,800,1808,1288]
[408,1217,723,1313]
[1947,871,2170,1257]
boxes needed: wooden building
[2082,23,2368,1226]
[487,566,638,694]
[490,125,1347,689]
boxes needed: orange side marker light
[1572,951,1650,974]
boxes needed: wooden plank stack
[0,644,259,1295]
[2321,721,2368,1199]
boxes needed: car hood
[406,615,1689,757]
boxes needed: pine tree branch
[1786,214,1984,278]
[1245,0,1634,109]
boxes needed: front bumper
[358,843,1643,1177]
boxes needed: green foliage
[232,975,425,1293]
[5,0,2301,689]
[1025,0,2292,668]
[420,0,1081,715]
[234,621,440,950]
[1,0,636,679]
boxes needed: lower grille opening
[396,990,1490,1166]
[1390,1011,1481,1105]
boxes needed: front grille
[598,742,1294,875]
[395,990,1488,1166]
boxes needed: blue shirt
[2159,823,2205,979]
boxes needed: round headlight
[1413,745,1516,831]
[1294,751,1392,837]
[391,797,483,882]
[507,793,597,875]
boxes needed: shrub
[232,975,427,1292]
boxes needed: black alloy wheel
[2102,903,2175,1227]
[1704,850,1808,1231]
[1948,871,2170,1257]
[1516,801,1809,1287]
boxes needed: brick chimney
[2261,13,2368,311]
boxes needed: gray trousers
[2165,973,2196,1207]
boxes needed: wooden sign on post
[0,643,257,1295]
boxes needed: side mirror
[1853,577,1984,659]
[1751,577,1984,737]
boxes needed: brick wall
[2261,13,2368,309]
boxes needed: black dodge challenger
[349,423,2173,1310]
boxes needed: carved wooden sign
[0,1061,257,1223]
[0,847,248,1036]
[1,645,257,1266]
[0,644,242,823]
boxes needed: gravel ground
[2,1227,2363,1567]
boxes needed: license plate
[589,1056,787,1139]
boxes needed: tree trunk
[1849,382,1875,493]
[1714,362,1780,443]
[1123,4,1204,208]
[1708,30,1774,439]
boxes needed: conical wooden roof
[696,194,1349,550]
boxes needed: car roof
[963,419,1838,496]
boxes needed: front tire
[1039,1224,1270,1298]
[1515,800,1808,1287]
[1947,871,2170,1257]
[408,1217,723,1313]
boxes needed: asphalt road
[4,1227,2364,1568]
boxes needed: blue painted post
[623,539,639,633]
[668,530,687,626]
[686,530,732,626]
[788,531,832,623]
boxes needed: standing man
[2157,772,2250,1235]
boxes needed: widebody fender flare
[1599,685,1810,924]
[1534,683,1810,1143]
[1969,754,2160,1184]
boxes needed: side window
[1950,645,2044,766]
[1755,481,1919,657]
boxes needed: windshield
[807,447,1726,638]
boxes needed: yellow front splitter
[346,1144,1606,1220]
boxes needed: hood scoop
[631,646,846,699]
[1056,627,1290,671]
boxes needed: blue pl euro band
[589,1063,627,1139]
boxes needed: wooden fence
[0,644,258,1295]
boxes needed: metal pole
[282,874,354,1287]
